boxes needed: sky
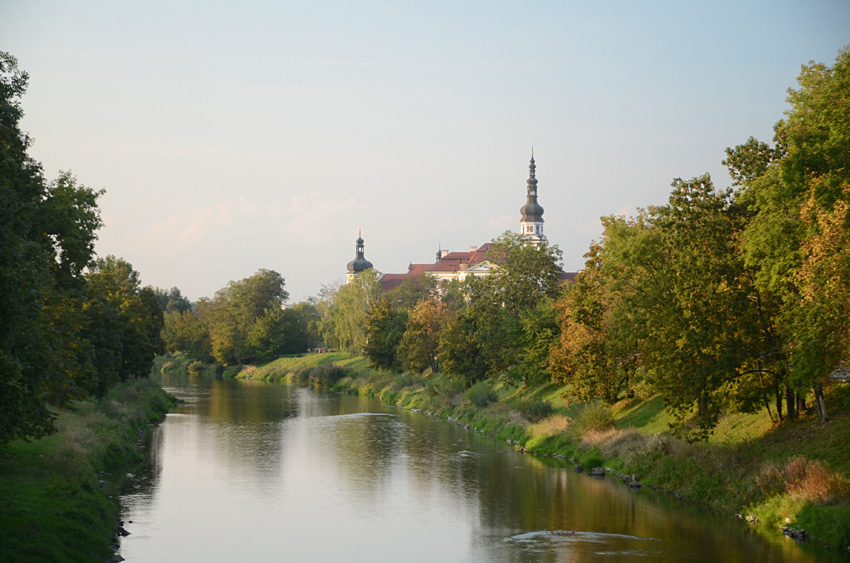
[3,1,849,303]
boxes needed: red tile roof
[379,241,577,289]
[380,273,409,292]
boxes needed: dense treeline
[0,53,165,444]
[160,269,320,365]
[319,48,850,441]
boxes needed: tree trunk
[762,392,776,424]
[776,389,783,422]
[785,386,797,420]
[797,393,806,416]
[697,393,709,428]
[813,383,828,422]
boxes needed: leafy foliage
[397,297,449,373]
[197,269,288,364]
[317,269,383,354]
[0,53,166,443]
[363,297,408,371]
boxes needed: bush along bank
[0,378,177,563]
[234,352,850,553]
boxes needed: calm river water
[117,374,837,562]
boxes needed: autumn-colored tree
[397,297,450,373]
[550,241,637,404]
[729,46,850,421]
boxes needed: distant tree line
[318,48,850,441]
[1,53,165,445]
[160,270,320,365]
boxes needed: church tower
[346,231,374,283]
[519,153,546,243]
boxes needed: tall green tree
[153,286,192,313]
[439,232,564,386]
[162,309,213,361]
[640,176,749,438]
[363,297,408,371]
[0,53,104,443]
[198,269,288,364]
[729,46,850,421]
[85,257,163,387]
[319,269,383,355]
[245,307,307,363]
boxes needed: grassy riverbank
[218,352,850,551]
[0,378,176,563]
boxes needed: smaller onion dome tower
[346,230,374,283]
[520,152,546,244]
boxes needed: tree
[550,241,637,403]
[287,301,322,351]
[153,286,192,314]
[363,297,408,371]
[438,233,564,385]
[319,269,383,355]
[199,269,288,364]
[729,46,850,421]
[386,274,438,310]
[506,297,561,387]
[245,307,306,363]
[487,231,564,315]
[85,257,163,384]
[0,53,104,443]
[162,309,212,361]
[398,297,450,373]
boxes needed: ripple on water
[506,530,672,558]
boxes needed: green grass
[613,395,669,434]
[0,379,176,563]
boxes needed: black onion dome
[521,200,545,222]
[347,255,373,273]
[520,155,544,222]
[347,232,373,273]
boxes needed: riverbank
[212,351,850,552]
[0,378,176,563]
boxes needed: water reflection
[118,376,836,562]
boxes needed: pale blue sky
[3,1,849,301]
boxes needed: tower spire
[347,230,373,282]
[519,153,546,243]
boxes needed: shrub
[582,454,604,469]
[466,381,498,407]
[390,372,416,392]
[515,397,555,423]
[187,360,204,375]
[785,457,847,501]
[308,364,350,388]
[756,460,787,497]
[426,377,465,400]
[755,456,847,502]
[569,401,614,437]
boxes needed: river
[116,373,837,562]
